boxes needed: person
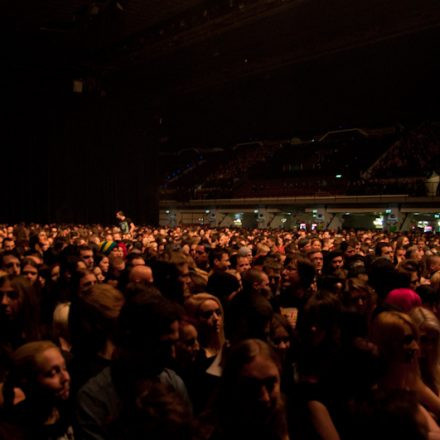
[184,293,225,362]
[0,275,41,381]
[68,284,125,391]
[115,211,135,236]
[76,293,189,440]
[0,341,74,440]
[409,307,440,396]
[199,339,289,440]
[370,310,440,422]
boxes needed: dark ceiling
[4,0,440,147]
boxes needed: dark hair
[117,294,180,350]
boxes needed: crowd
[1,215,440,439]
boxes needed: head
[409,307,440,367]
[370,311,419,366]
[1,253,21,276]
[79,245,94,270]
[219,339,285,434]
[9,341,70,403]
[21,258,39,285]
[175,319,200,367]
[184,293,225,350]
[270,314,292,362]
[117,294,181,375]
[209,249,230,272]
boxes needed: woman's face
[418,326,439,361]
[93,266,105,283]
[79,273,97,293]
[0,280,21,320]
[51,265,60,283]
[22,264,38,285]
[99,256,110,273]
[199,299,223,333]
[271,325,290,360]
[35,348,70,400]
[239,354,281,414]
[397,323,420,364]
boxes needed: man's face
[3,240,15,252]
[380,246,394,262]
[194,246,208,265]
[310,252,324,272]
[331,256,344,271]
[80,250,94,269]
[216,253,230,271]
[2,255,21,276]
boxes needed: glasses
[200,308,222,319]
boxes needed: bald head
[129,265,154,285]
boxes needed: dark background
[1,0,440,224]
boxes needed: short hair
[209,248,229,268]
[117,294,180,350]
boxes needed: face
[256,273,272,299]
[311,240,321,251]
[310,252,323,271]
[93,266,105,283]
[99,256,110,273]
[199,299,223,333]
[216,253,231,271]
[331,256,344,270]
[0,280,21,320]
[22,264,38,285]
[3,240,15,252]
[239,354,281,413]
[349,289,369,315]
[419,326,439,362]
[79,273,97,293]
[381,246,394,261]
[271,326,290,360]
[80,250,94,269]
[236,256,251,274]
[395,248,406,263]
[282,260,299,287]
[399,324,420,364]
[36,348,70,400]
[159,320,180,363]
[409,271,420,290]
[110,246,123,259]
[176,323,200,363]
[51,265,60,282]
[3,255,21,276]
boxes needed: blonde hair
[52,302,71,351]
[184,293,225,350]
[370,311,418,361]
[370,311,420,390]
[10,341,59,389]
[409,306,440,394]
[83,284,125,320]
